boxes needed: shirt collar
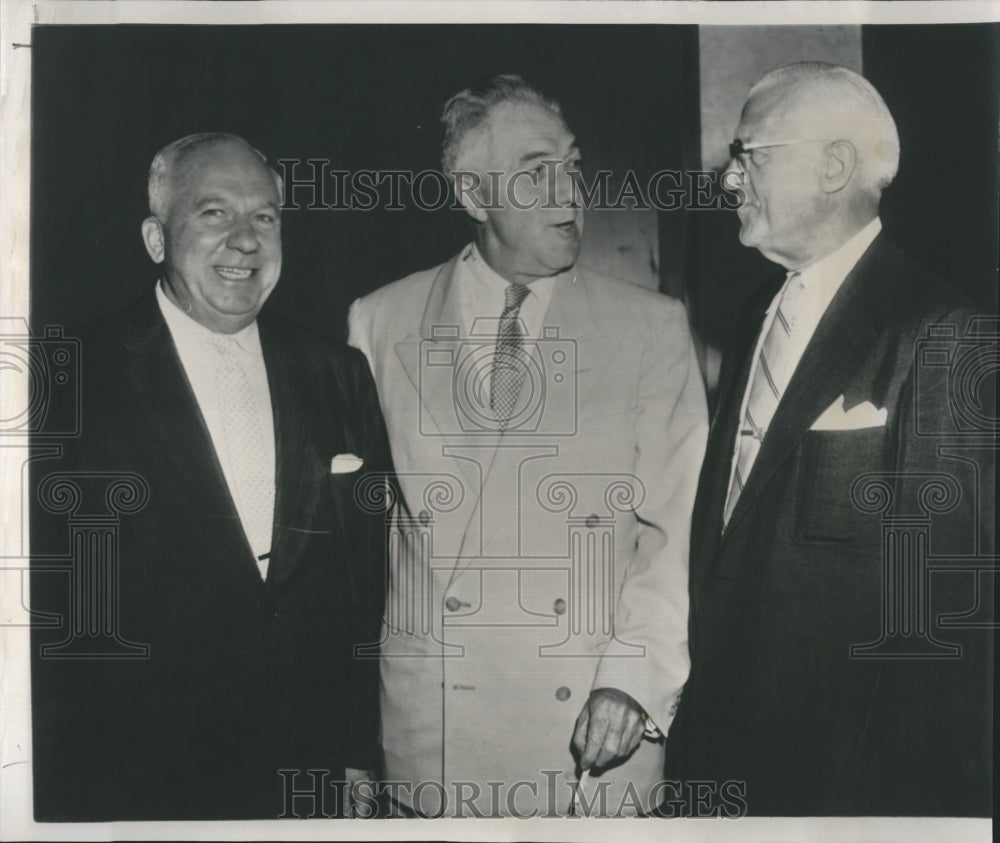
[155,279,261,355]
[796,217,882,290]
[466,242,562,302]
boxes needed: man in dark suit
[668,63,994,816]
[30,133,391,820]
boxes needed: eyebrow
[517,145,582,165]
[194,194,229,206]
[193,194,280,211]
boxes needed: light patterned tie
[490,282,531,428]
[723,272,806,527]
[212,335,275,567]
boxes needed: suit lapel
[540,268,614,414]
[450,268,610,576]
[121,293,263,600]
[394,255,494,491]
[721,235,896,543]
[260,317,332,591]
[691,287,774,590]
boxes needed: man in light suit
[668,63,993,815]
[31,133,391,820]
[349,75,707,817]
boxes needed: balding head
[140,133,284,334]
[147,132,282,222]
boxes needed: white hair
[748,62,900,197]
[147,132,281,220]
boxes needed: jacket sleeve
[339,344,395,771]
[591,298,709,733]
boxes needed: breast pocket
[794,427,890,545]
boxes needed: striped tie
[490,282,531,428]
[723,272,805,527]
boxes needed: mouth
[551,217,579,234]
[214,266,256,281]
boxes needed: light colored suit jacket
[349,250,707,816]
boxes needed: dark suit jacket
[31,291,392,820]
[667,235,994,816]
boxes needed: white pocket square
[811,397,887,431]
[330,453,364,473]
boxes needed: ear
[141,216,166,263]
[452,172,489,224]
[821,140,857,194]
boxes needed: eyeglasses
[729,137,829,166]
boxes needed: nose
[225,214,261,253]
[721,159,748,206]
[553,162,578,208]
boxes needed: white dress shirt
[460,242,558,338]
[156,281,276,579]
[726,217,883,504]
[458,243,560,407]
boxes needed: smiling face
[142,138,282,333]
[725,89,831,269]
[459,101,583,285]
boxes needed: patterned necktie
[211,335,275,571]
[490,282,531,428]
[723,271,806,527]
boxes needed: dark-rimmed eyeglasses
[729,137,829,166]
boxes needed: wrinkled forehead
[462,101,574,171]
[173,139,279,199]
[738,83,832,143]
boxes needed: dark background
[31,24,998,357]
[30,24,694,337]
[687,24,999,352]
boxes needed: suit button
[585,514,599,528]
[555,686,571,701]
[418,509,431,526]
[553,598,567,615]
[445,596,462,612]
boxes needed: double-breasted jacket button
[555,686,572,701]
